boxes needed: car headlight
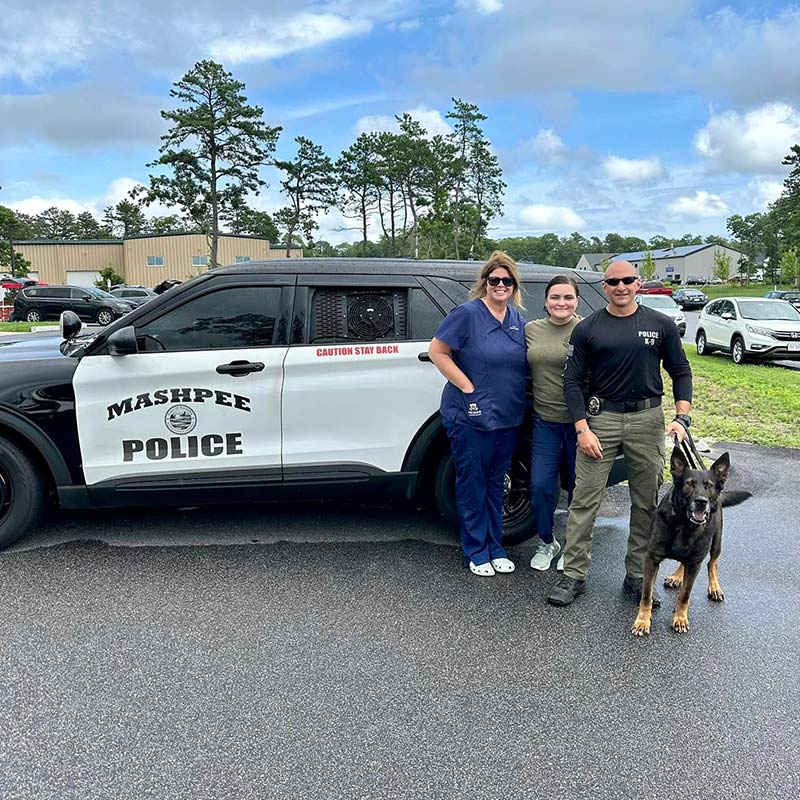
[745,323,773,337]
[113,303,130,311]
[676,314,685,322]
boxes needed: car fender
[0,406,73,487]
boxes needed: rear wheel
[731,336,746,365]
[696,330,711,355]
[25,309,42,323]
[432,445,534,547]
[0,436,45,549]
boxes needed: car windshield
[83,287,116,299]
[641,296,679,309]
[737,300,800,321]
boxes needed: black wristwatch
[673,414,691,430]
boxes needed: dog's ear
[711,452,730,486]
[670,447,688,480]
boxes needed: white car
[695,297,800,364]
[635,294,686,336]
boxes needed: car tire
[432,446,535,547]
[731,336,747,365]
[25,309,42,323]
[696,330,711,355]
[0,436,45,549]
[96,308,114,326]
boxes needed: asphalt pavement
[1,443,797,800]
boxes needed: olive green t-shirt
[524,316,579,423]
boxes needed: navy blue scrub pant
[530,414,577,544]
[443,419,519,566]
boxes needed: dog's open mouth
[689,508,709,525]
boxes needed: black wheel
[0,436,45,549]
[696,330,711,355]
[96,308,113,326]
[731,336,746,365]
[432,444,534,547]
[25,309,42,323]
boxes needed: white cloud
[694,103,800,174]
[748,178,784,209]
[0,14,87,80]
[456,0,503,14]
[355,106,452,137]
[395,19,421,31]
[603,155,663,184]
[665,191,728,221]
[519,205,586,231]
[9,196,96,217]
[210,13,372,63]
[528,129,568,166]
[281,94,387,121]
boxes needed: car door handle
[216,360,265,376]
[418,352,432,362]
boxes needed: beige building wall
[15,235,303,287]
[14,241,124,284]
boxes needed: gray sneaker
[530,539,562,571]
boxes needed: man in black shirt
[547,260,692,607]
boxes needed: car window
[23,288,39,298]
[71,289,92,300]
[705,301,721,316]
[720,300,736,317]
[309,287,409,344]
[409,288,445,340]
[135,286,282,352]
[42,288,72,298]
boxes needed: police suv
[0,259,621,549]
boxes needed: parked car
[636,294,686,336]
[637,280,673,296]
[695,297,800,364]
[763,290,800,310]
[2,276,40,290]
[672,288,708,310]
[10,285,135,325]
[110,286,158,308]
[0,258,628,549]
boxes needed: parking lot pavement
[0,443,797,800]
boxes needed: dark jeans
[530,414,577,544]
[443,419,519,566]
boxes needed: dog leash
[676,427,707,470]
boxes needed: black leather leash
[677,427,707,470]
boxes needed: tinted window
[409,288,445,340]
[706,301,722,316]
[136,287,282,352]
[43,288,72,298]
[24,288,39,297]
[71,289,92,300]
[309,287,408,344]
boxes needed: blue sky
[2,0,800,244]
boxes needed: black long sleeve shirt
[563,306,693,423]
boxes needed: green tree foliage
[337,132,381,257]
[140,60,281,267]
[103,199,147,238]
[75,211,109,239]
[94,265,125,290]
[640,249,657,280]
[33,206,78,238]
[770,145,800,252]
[713,249,732,282]
[0,206,33,278]
[274,136,338,257]
[780,247,799,287]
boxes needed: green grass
[690,284,796,300]
[664,347,800,449]
[0,321,59,332]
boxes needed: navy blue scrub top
[434,298,527,431]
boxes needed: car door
[41,287,72,319]
[702,300,724,345]
[70,287,99,320]
[72,275,294,490]
[280,275,446,476]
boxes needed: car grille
[771,331,800,341]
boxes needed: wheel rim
[0,467,12,525]
[502,454,531,526]
[697,334,705,353]
[98,311,112,325]
[733,341,743,361]
[27,311,40,322]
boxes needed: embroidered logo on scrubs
[467,402,482,417]
[509,325,520,331]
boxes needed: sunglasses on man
[487,276,515,287]
[604,276,638,286]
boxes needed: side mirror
[107,326,138,356]
[60,310,82,339]
[721,312,734,321]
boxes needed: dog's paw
[631,616,651,636]
[664,575,683,589]
[708,586,724,602]
[671,615,690,634]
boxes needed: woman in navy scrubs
[428,252,527,576]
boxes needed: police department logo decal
[165,405,197,434]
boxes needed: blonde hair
[468,251,525,309]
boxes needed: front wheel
[432,447,534,547]
[96,308,114,326]
[0,436,45,549]
[731,336,747,365]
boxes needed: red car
[1,277,43,290]
[637,280,673,296]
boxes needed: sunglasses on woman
[487,276,515,287]
[604,276,638,286]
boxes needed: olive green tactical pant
[562,406,666,581]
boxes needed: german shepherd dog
[632,447,749,636]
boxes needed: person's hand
[578,429,603,459]
[666,420,687,444]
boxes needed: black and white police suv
[0,259,624,549]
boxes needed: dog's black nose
[694,497,709,509]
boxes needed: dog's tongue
[692,509,707,523]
